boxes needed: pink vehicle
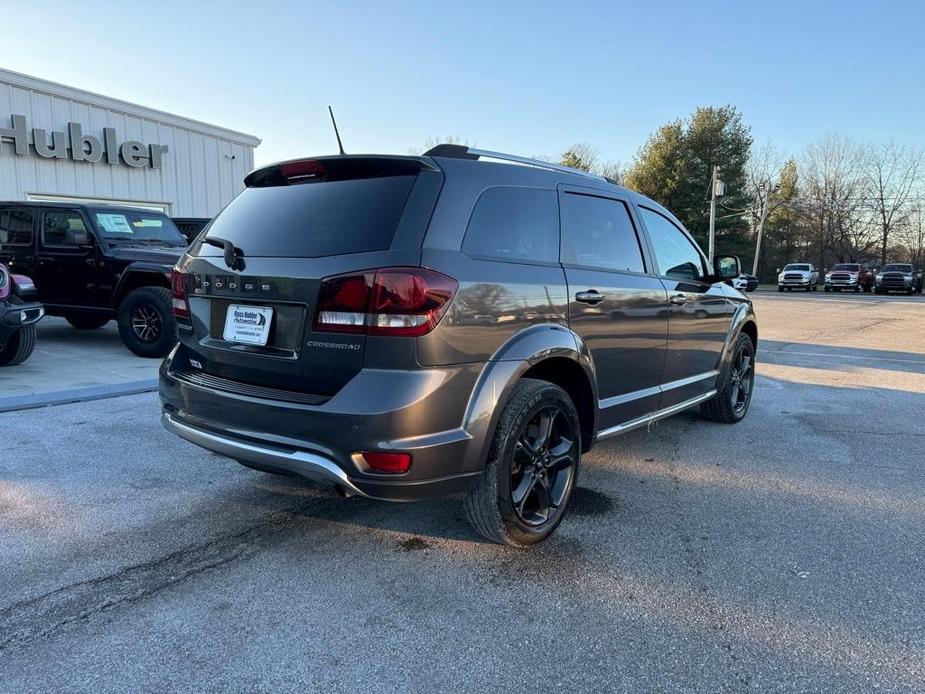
[0,264,44,366]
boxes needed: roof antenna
[328,105,345,155]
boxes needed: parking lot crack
[0,503,317,651]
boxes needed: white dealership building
[0,68,260,217]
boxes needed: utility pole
[708,166,724,264]
[752,182,772,276]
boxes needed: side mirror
[713,255,741,280]
[776,267,781,273]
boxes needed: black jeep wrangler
[0,202,186,357]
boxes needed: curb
[0,379,158,413]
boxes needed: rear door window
[560,193,645,273]
[201,175,417,258]
[0,208,35,246]
[462,187,559,264]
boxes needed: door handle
[575,290,606,305]
[669,294,690,306]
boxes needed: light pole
[707,166,724,264]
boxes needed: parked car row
[777,262,924,295]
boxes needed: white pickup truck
[777,263,819,292]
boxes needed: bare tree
[407,135,475,156]
[800,134,871,268]
[560,143,600,172]
[741,141,796,274]
[899,204,925,267]
[863,142,923,264]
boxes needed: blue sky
[3,0,924,168]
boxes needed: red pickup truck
[824,263,875,292]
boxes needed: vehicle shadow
[759,339,925,375]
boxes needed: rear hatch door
[174,156,442,398]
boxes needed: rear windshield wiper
[201,236,245,271]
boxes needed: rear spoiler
[244,155,438,188]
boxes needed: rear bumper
[158,347,486,501]
[0,301,43,341]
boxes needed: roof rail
[424,144,610,183]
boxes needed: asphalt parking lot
[1,291,923,693]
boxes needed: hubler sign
[0,114,168,169]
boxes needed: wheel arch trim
[461,323,598,468]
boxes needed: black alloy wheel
[701,332,756,424]
[116,286,176,358]
[130,303,163,343]
[509,406,577,527]
[464,378,581,546]
[729,338,755,417]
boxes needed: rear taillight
[313,268,457,337]
[171,268,190,318]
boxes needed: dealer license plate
[223,304,273,346]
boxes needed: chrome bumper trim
[161,412,370,497]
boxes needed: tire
[824,286,830,292]
[0,297,36,367]
[463,378,581,546]
[701,332,755,424]
[67,315,110,330]
[778,286,783,292]
[812,284,818,291]
[855,285,861,293]
[116,286,176,358]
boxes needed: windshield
[831,264,859,272]
[881,264,912,273]
[92,209,186,246]
[783,264,810,271]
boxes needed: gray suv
[160,145,757,545]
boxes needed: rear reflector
[360,452,412,474]
[313,268,457,337]
[170,268,190,318]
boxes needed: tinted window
[882,264,912,272]
[638,207,705,281]
[561,193,645,272]
[0,208,34,246]
[42,210,89,247]
[462,187,559,264]
[202,176,416,258]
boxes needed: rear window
[201,176,416,258]
[0,208,34,246]
[462,187,559,264]
[561,193,645,273]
